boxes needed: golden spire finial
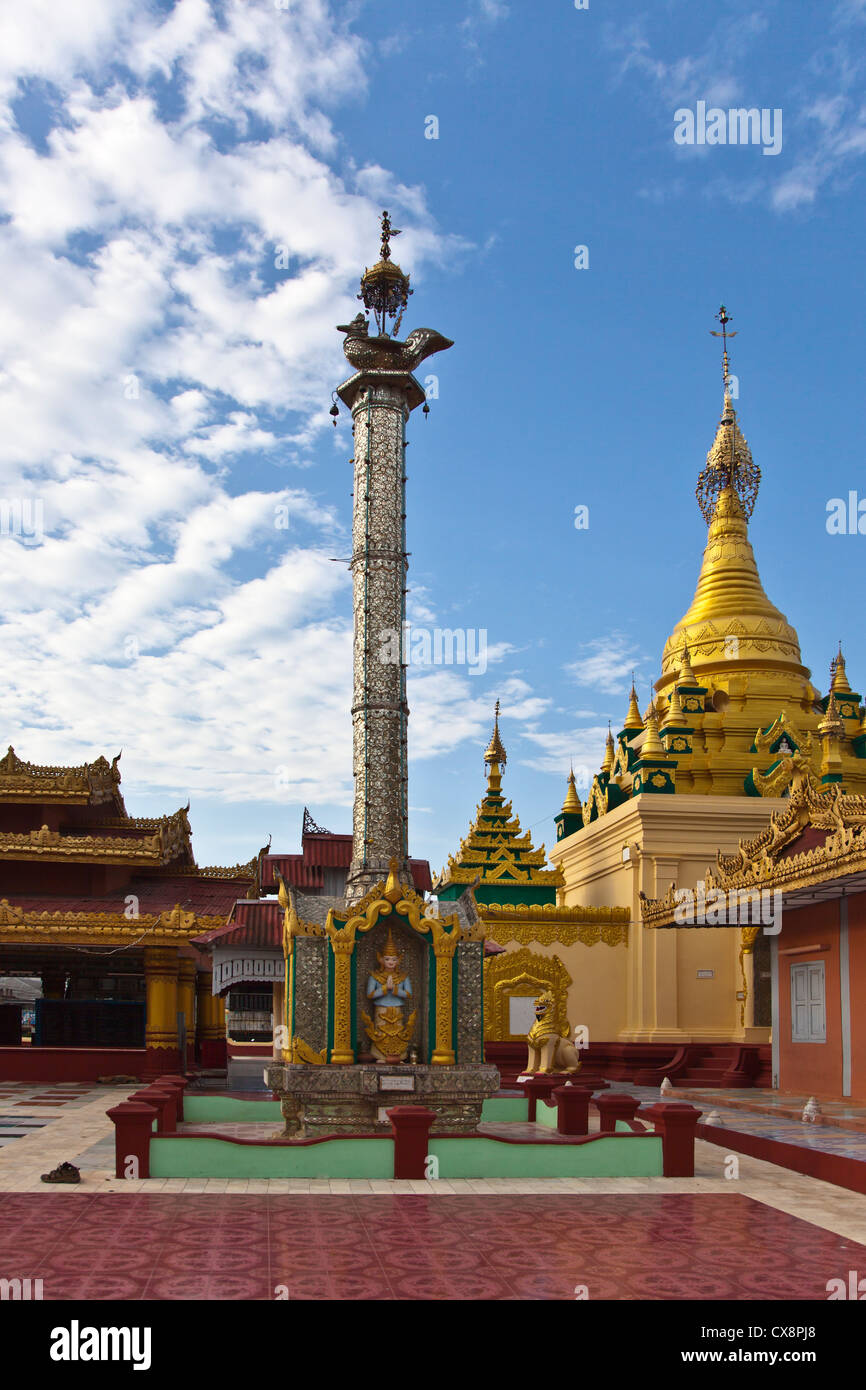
[679,645,698,687]
[697,306,760,524]
[662,683,687,729]
[601,722,615,774]
[379,209,400,262]
[384,856,402,903]
[641,707,666,758]
[819,691,844,738]
[484,700,507,768]
[710,304,737,398]
[830,644,852,694]
[562,767,582,814]
[623,677,644,731]
[359,210,412,336]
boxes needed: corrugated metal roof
[263,848,431,893]
[197,900,283,950]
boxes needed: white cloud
[565,634,644,696]
[0,0,480,841]
[608,6,866,215]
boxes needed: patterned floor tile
[0,1191,859,1300]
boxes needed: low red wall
[0,1047,146,1082]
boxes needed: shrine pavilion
[0,744,258,1080]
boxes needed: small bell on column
[329,392,340,427]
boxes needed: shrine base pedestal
[265,1062,500,1137]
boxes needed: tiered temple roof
[436,708,629,949]
[0,743,258,945]
[434,703,563,907]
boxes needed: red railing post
[552,1085,592,1136]
[387,1106,437,1180]
[106,1101,157,1179]
[594,1093,643,1133]
[640,1102,702,1176]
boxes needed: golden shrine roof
[435,708,563,893]
[0,745,125,808]
[0,804,195,867]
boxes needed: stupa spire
[679,645,698,686]
[698,308,759,522]
[660,309,807,693]
[601,723,615,775]
[818,690,845,738]
[831,645,853,695]
[623,680,644,732]
[484,700,507,768]
[710,303,737,404]
[562,766,582,814]
[641,707,666,759]
[662,683,688,729]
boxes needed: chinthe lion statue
[525,991,581,1074]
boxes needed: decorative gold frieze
[479,902,629,948]
[0,898,227,944]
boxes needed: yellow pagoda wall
[550,793,786,1043]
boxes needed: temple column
[336,216,452,906]
[329,935,356,1065]
[343,377,413,903]
[195,971,226,1069]
[738,925,767,1041]
[143,945,181,1077]
[176,959,197,1070]
[431,928,459,1066]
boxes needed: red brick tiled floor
[0,1192,862,1300]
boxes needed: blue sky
[0,0,865,876]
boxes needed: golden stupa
[576,307,866,815]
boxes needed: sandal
[40,1162,81,1184]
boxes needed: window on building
[791,961,826,1043]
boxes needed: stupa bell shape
[659,392,808,693]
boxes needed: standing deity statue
[362,927,416,1062]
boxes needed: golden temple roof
[435,707,563,896]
